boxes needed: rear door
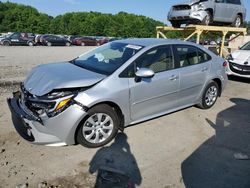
[174,45,212,107]
[127,45,180,121]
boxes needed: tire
[232,15,242,28]
[81,42,85,46]
[66,42,71,46]
[202,11,212,26]
[76,104,119,148]
[47,42,52,47]
[28,41,34,46]
[171,21,181,28]
[198,81,219,109]
[3,41,10,46]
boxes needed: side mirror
[135,68,155,82]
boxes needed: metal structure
[156,25,247,57]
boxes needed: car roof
[116,38,193,47]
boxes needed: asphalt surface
[0,46,249,188]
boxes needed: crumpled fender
[190,10,208,21]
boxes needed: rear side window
[175,45,211,67]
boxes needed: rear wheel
[81,42,85,46]
[76,104,119,148]
[199,81,219,109]
[171,21,181,28]
[47,42,52,47]
[232,15,242,28]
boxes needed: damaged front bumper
[168,9,207,23]
[7,92,87,146]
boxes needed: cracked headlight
[46,95,75,118]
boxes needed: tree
[0,2,164,37]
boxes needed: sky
[2,0,250,24]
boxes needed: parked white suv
[168,0,246,28]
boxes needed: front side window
[176,45,211,67]
[120,46,175,78]
[73,42,143,75]
[135,46,174,73]
[11,33,20,39]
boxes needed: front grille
[173,5,191,11]
[229,62,250,75]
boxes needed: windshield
[240,42,250,50]
[73,42,143,75]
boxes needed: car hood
[24,62,106,96]
[231,50,250,63]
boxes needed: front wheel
[3,41,10,46]
[202,11,212,26]
[76,104,119,148]
[171,21,181,28]
[66,42,71,46]
[28,41,34,46]
[47,42,52,47]
[198,81,219,109]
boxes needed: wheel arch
[212,78,222,97]
[205,8,214,18]
[2,40,11,45]
[74,101,125,144]
[237,12,243,20]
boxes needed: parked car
[95,37,109,45]
[68,35,82,43]
[168,0,246,28]
[39,34,54,44]
[226,41,250,78]
[0,32,35,46]
[7,39,227,148]
[41,35,71,46]
[72,37,97,46]
[34,34,42,45]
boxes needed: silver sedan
[8,38,228,148]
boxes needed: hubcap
[205,86,218,106]
[235,17,241,27]
[205,15,210,25]
[82,113,114,144]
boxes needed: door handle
[169,75,179,81]
[201,67,208,72]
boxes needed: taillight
[223,61,228,67]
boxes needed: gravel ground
[0,46,249,188]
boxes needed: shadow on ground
[89,132,142,188]
[182,98,250,188]
[228,75,250,84]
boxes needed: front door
[128,45,180,121]
[214,0,228,22]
